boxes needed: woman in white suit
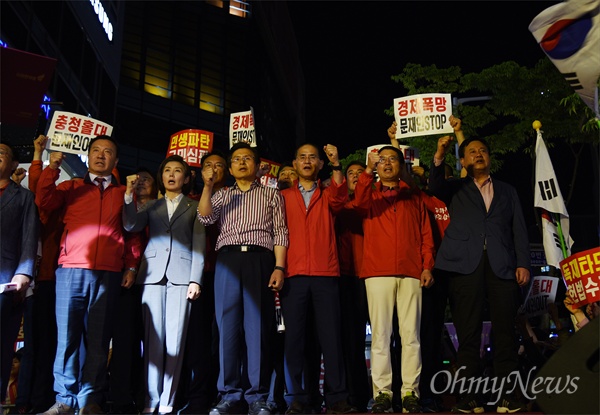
[123,155,205,415]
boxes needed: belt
[219,245,271,253]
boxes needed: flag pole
[534,121,569,261]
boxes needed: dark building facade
[1,0,305,177]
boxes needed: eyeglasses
[296,154,319,162]
[231,155,254,164]
[204,162,225,169]
[379,156,400,164]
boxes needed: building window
[229,1,250,18]
[121,2,251,116]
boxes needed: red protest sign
[167,129,213,168]
[560,246,600,308]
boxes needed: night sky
[288,1,599,250]
[287,0,559,153]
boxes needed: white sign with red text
[229,109,256,148]
[393,93,453,139]
[46,111,113,156]
[522,275,559,317]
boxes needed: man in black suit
[0,142,40,405]
[429,136,530,414]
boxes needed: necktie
[95,177,106,194]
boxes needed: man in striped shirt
[197,142,288,415]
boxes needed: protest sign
[258,158,281,189]
[560,246,600,308]
[522,275,560,317]
[230,109,256,148]
[46,111,112,156]
[393,93,453,139]
[167,129,213,168]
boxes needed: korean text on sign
[46,111,113,156]
[393,93,453,139]
[229,110,256,148]
[522,276,559,317]
[167,129,214,168]
[560,246,600,308]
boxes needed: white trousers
[366,276,422,399]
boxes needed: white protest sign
[522,275,559,317]
[46,111,113,156]
[366,144,420,167]
[229,109,256,148]
[393,93,453,139]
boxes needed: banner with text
[46,111,112,156]
[522,275,559,317]
[366,144,420,167]
[560,246,600,308]
[167,129,213,168]
[230,109,256,148]
[259,158,281,189]
[393,93,453,139]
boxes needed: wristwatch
[127,267,138,274]
[274,266,286,272]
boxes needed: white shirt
[165,193,184,220]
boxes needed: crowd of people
[1,117,597,415]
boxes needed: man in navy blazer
[0,142,40,404]
[429,136,530,414]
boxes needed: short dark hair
[294,143,322,160]
[156,155,192,195]
[278,162,295,176]
[89,135,119,157]
[135,166,158,199]
[201,149,227,166]
[377,145,404,163]
[228,142,260,165]
[344,160,366,175]
[458,137,490,158]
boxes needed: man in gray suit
[429,135,530,414]
[0,142,40,405]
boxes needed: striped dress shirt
[197,180,289,251]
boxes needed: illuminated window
[120,2,248,116]
[229,1,250,18]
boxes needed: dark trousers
[448,252,521,387]
[339,275,369,411]
[214,251,275,405]
[419,270,449,400]
[31,281,57,411]
[15,295,34,407]
[281,276,347,407]
[109,285,143,407]
[0,291,25,402]
[176,270,218,411]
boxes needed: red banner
[167,129,214,167]
[560,246,600,308]
[258,158,281,189]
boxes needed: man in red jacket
[353,146,435,414]
[35,135,141,415]
[280,143,356,415]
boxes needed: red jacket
[335,195,364,276]
[35,167,141,273]
[353,172,435,279]
[28,161,63,281]
[281,178,347,277]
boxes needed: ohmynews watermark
[431,366,580,404]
